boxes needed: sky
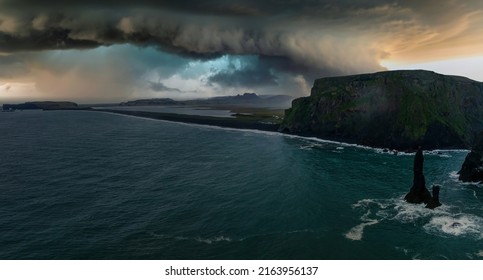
[1,0,483,103]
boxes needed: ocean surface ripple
[0,110,481,259]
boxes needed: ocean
[0,110,481,259]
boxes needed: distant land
[96,109,281,132]
[280,70,483,150]
[4,71,483,151]
[119,93,294,109]
[2,101,87,111]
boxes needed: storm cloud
[148,81,181,93]
[1,0,483,101]
[3,1,482,67]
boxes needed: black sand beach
[94,109,281,132]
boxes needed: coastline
[92,109,280,132]
[90,109,470,153]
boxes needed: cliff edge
[280,70,483,150]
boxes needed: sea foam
[423,215,483,238]
[98,111,470,155]
[346,196,483,241]
[344,220,379,241]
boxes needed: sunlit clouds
[381,56,483,82]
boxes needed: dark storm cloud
[209,66,277,88]
[148,81,181,92]
[207,55,276,87]
[0,54,29,78]
[0,30,101,52]
[1,0,483,96]
[0,0,265,16]
[2,0,482,69]
[207,55,331,88]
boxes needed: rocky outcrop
[280,70,483,150]
[404,148,442,209]
[458,132,483,183]
[426,185,442,209]
[404,148,432,204]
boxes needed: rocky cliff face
[459,132,483,183]
[280,70,483,150]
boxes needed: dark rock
[426,185,442,209]
[458,132,483,183]
[235,93,259,100]
[404,148,432,204]
[280,70,483,150]
[450,222,462,228]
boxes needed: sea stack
[404,147,432,204]
[426,185,442,209]
[458,132,483,183]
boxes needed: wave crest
[345,197,482,241]
[423,215,483,238]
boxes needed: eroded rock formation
[404,148,432,204]
[426,185,442,209]
[458,132,483,183]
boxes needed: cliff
[280,70,483,150]
[459,132,483,183]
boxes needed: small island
[2,101,89,111]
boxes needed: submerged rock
[458,132,483,183]
[404,148,432,204]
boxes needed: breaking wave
[345,197,482,241]
[148,232,234,244]
[345,220,379,241]
[423,215,483,238]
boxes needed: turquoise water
[0,110,481,259]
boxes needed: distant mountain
[209,93,260,103]
[119,93,294,108]
[119,98,179,106]
[280,70,483,150]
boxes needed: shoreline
[92,109,280,132]
[90,109,469,153]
